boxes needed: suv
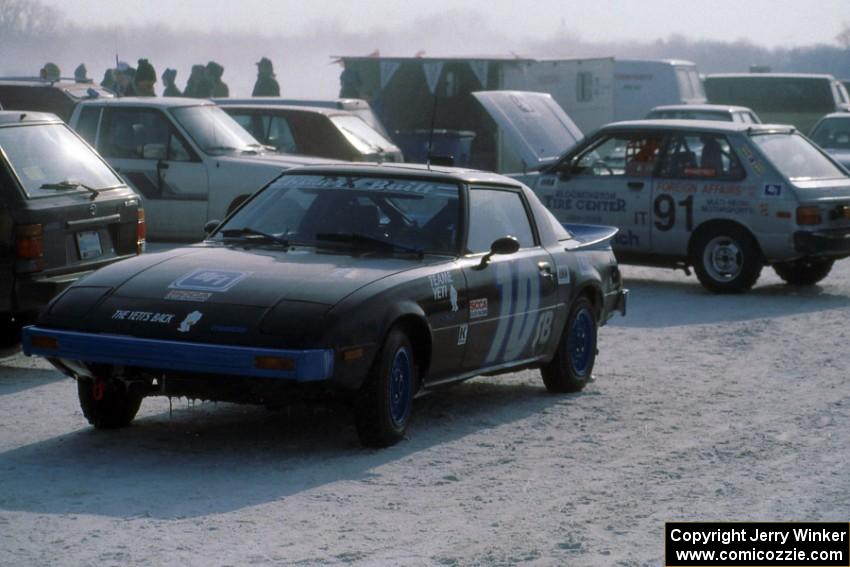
[68,97,333,241]
[0,111,142,339]
[0,79,114,122]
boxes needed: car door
[98,107,209,240]
[459,186,559,371]
[535,131,662,255]
[651,131,749,257]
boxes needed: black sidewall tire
[773,258,834,286]
[541,297,597,394]
[355,328,417,448]
[691,225,762,294]
[78,378,143,429]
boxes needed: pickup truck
[69,97,334,241]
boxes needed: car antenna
[426,90,439,171]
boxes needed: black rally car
[0,111,143,341]
[23,164,626,447]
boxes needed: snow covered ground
[1,261,849,566]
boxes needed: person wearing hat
[183,64,212,98]
[113,61,136,96]
[100,68,116,92]
[161,68,181,97]
[39,62,61,82]
[206,61,229,98]
[74,64,91,83]
[134,58,157,97]
[252,57,280,97]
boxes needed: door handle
[157,160,170,170]
[627,181,644,190]
[538,261,555,280]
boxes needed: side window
[232,113,268,144]
[658,133,745,181]
[467,188,535,253]
[168,133,192,161]
[569,133,662,178]
[75,107,100,145]
[101,108,169,159]
[268,116,297,153]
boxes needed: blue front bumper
[21,326,334,382]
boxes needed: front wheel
[77,377,143,429]
[354,328,417,448]
[691,225,762,294]
[541,297,597,393]
[773,258,834,286]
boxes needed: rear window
[751,133,847,181]
[0,123,123,198]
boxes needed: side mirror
[204,220,221,235]
[476,236,520,269]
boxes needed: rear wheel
[773,258,834,286]
[541,297,597,393]
[77,377,143,429]
[691,224,762,294]
[354,328,416,448]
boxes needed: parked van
[704,73,850,133]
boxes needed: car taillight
[796,206,822,226]
[15,223,44,273]
[136,208,146,253]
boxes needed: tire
[354,328,417,448]
[77,377,143,429]
[773,258,834,286]
[541,296,597,393]
[691,224,762,294]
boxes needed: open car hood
[472,90,583,171]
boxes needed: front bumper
[794,229,850,257]
[21,326,334,382]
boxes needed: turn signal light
[31,335,58,350]
[255,356,296,371]
[136,208,146,253]
[796,206,822,226]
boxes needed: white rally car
[503,117,850,293]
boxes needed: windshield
[0,123,123,198]
[171,105,262,155]
[214,174,460,255]
[330,115,394,154]
[810,117,850,150]
[751,133,848,182]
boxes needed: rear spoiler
[562,224,619,250]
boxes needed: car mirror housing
[204,220,221,235]
[477,235,520,269]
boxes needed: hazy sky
[42,0,850,49]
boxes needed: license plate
[76,230,103,260]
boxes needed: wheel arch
[381,306,432,382]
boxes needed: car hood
[43,244,425,344]
[222,152,341,168]
[472,90,583,171]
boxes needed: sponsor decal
[533,310,555,347]
[682,167,716,178]
[177,311,203,333]
[557,265,571,285]
[657,181,697,194]
[429,271,459,311]
[469,298,488,319]
[165,290,212,302]
[457,324,468,346]
[701,183,756,197]
[763,183,783,198]
[740,145,765,175]
[538,176,556,187]
[111,310,175,323]
[170,269,251,293]
[759,202,770,216]
[701,198,754,215]
[614,230,640,248]
[543,190,626,213]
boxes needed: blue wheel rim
[389,347,412,427]
[569,307,595,377]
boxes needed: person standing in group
[74,64,91,83]
[161,68,181,97]
[113,62,136,96]
[134,59,157,97]
[252,57,280,96]
[207,61,229,97]
[183,64,211,98]
[39,62,61,82]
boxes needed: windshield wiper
[315,232,423,256]
[40,180,101,200]
[220,227,290,246]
